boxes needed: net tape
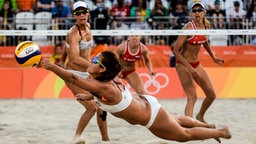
[0,29,255,36]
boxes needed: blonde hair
[203,17,211,29]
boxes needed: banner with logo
[0,46,54,67]
[108,45,256,67]
[0,67,256,99]
[1,45,256,67]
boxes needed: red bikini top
[121,41,142,62]
[186,21,207,45]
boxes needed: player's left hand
[213,58,224,66]
[150,71,156,76]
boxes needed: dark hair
[55,43,62,47]
[95,51,123,81]
[234,1,240,6]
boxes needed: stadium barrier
[0,67,256,99]
[1,45,256,67]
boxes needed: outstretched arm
[76,93,94,101]
[40,58,104,95]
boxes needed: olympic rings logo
[125,73,169,95]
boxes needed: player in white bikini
[60,1,109,142]
[40,51,231,143]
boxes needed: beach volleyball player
[115,35,155,95]
[173,2,225,123]
[39,51,231,143]
[61,1,109,142]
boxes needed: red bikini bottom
[176,60,200,68]
[120,69,135,79]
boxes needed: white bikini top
[94,87,133,113]
[65,39,93,50]
[66,24,94,50]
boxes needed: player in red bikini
[173,2,224,123]
[115,35,155,95]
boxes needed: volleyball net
[1,29,256,36]
[1,29,256,46]
[0,29,256,68]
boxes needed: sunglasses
[73,9,89,16]
[192,8,204,13]
[92,56,106,68]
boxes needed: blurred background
[0,0,256,99]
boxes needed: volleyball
[15,41,42,67]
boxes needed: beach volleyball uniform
[65,25,93,78]
[93,81,161,128]
[142,94,161,128]
[65,24,94,50]
[176,21,207,68]
[120,69,136,79]
[176,60,200,68]
[186,21,207,45]
[120,41,142,78]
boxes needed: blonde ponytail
[203,17,211,29]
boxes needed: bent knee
[80,101,98,112]
[209,95,216,100]
[184,88,197,99]
[186,94,197,103]
[206,92,216,100]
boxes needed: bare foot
[213,126,232,143]
[196,115,207,124]
[208,124,216,129]
[209,124,221,143]
[72,136,86,144]
[221,126,232,139]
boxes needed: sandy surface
[1,98,256,144]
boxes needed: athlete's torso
[65,24,92,71]
[94,81,133,113]
[121,41,142,62]
[66,24,93,50]
[186,21,207,45]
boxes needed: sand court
[1,98,256,144]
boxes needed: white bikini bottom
[143,95,161,128]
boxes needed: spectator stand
[15,11,34,45]
[33,11,52,46]
[90,0,112,45]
